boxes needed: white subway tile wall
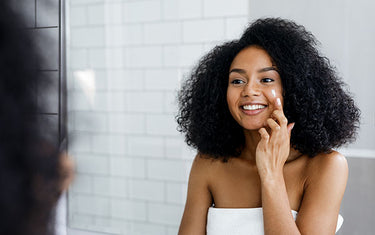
[67,0,250,234]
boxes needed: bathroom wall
[248,1,375,234]
[18,0,62,142]
[66,0,250,234]
[66,0,375,234]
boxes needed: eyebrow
[258,66,279,73]
[229,68,247,75]
[229,67,279,75]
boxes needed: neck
[240,129,302,164]
[240,129,261,163]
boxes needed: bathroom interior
[19,0,375,234]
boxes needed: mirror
[66,0,375,234]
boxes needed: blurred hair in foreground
[0,1,70,235]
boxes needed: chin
[242,123,265,131]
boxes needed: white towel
[206,207,343,235]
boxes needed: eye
[230,79,245,85]
[261,78,274,83]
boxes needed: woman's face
[227,46,283,130]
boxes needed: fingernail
[291,122,295,129]
[271,89,276,97]
[277,98,281,106]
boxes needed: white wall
[248,0,375,151]
[67,0,250,234]
[245,2,375,233]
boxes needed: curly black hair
[0,2,63,235]
[177,18,360,160]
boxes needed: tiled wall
[18,0,61,136]
[17,0,62,150]
[67,0,250,234]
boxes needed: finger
[287,122,295,136]
[271,110,288,128]
[258,127,270,143]
[271,89,283,111]
[275,97,282,109]
[266,118,281,132]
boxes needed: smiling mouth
[241,104,267,111]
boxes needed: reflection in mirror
[66,0,375,235]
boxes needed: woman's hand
[256,96,295,180]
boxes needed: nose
[241,80,260,97]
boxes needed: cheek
[226,89,238,114]
[226,89,234,105]
[265,88,284,104]
[270,87,283,96]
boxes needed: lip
[239,102,267,106]
[241,107,267,116]
[239,102,268,116]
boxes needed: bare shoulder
[191,154,215,173]
[178,154,217,234]
[307,151,348,170]
[296,151,348,233]
[190,154,221,181]
[192,153,216,166]
[306,150,348,183]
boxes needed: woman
[177,18,360,234]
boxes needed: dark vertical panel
[36,0,59,27]
[35,28,59,70]
[59,0,67,147]
[37,71,59,114]
[39,114,59,146]
[13,0,36,28]
[34,0,62,146]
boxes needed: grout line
[36,26,59,29]
[37,69,59,72]
[39,112,59,115]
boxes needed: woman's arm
[261,154,348,235]
[296,152,348,234]
[261,170,301,234]
[257,98,348,234]
[178,155,213,235]
[256,98,300,234]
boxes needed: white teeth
[242,104,266,110]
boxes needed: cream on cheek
[265,88,283,108]
[271,89,276,97]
